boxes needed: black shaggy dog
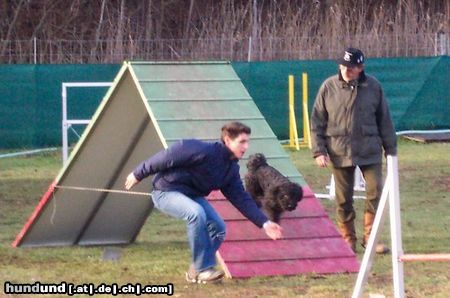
[244,153,303,223]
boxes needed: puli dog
[244,153,303,223]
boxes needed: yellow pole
[288,75,300,150]
[288,75,294,147]
[302,73,312,149]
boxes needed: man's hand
[314,154,329,168]
[263,221,283,240]
[125,172,139,190]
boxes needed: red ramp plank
[225,217,341,241]
[209,197,328,220]
[208,186,359,278]
[12,180,57,247]
[225,257,360,278]
[220,238,355,262]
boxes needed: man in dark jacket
[311,48,397,253]
[125,122,283,283]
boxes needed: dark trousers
[332,163,383,224]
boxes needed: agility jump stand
[316,166,366,200]
[283,73,311,151]
[62,82,113,165]
[352,155,450,298]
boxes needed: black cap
[337,48,365,67]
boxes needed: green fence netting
[0,57,448,148]
[233,56,450,139]
[0,64,120,148]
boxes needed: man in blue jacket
[125,122,283,284]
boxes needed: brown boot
[337,221,357,253]
[362,212,390,254]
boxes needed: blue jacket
[133,139,268,227]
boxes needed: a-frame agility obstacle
[13,61,359,278]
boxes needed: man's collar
[338,70,367,88]
[219,140,237,160]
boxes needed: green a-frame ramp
[13,61,358,278]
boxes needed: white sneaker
[185,266,224,284]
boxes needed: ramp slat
[224,217,341,241]
[225,257,360,278]
[209,198,327,220]
[220,238,355,262]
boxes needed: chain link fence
[1,33,448,64]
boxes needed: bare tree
[0,0,448,63]
[0,0,25,58]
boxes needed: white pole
[351,173,390,298]
[435,32,438,56]
[33,37,37,64]
[439,32,447,56]
[248,37,252,62]
[62,84,69,165]
[352,155,405,298]
[396,129,450,135]
[388,155,405,298]
[0,148,57,159]
[329,174,336,200]
[354,166,366,192]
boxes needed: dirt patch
[431,176,450,193]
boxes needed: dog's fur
[244,153,303,223]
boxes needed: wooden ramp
[208,187,359,278]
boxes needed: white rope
[51,191,58,225]
[396,129,450,135]
[0,147,58,159]
[54,185,151,196]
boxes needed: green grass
[1,140,449,297]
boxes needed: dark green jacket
[311,71,397,167]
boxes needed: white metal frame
[315,166,366,200]
[62,82,112,165]
[353,155,449,297]
[352,155,404,297]
[316,130,450,200]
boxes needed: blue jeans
[151,190,226,272]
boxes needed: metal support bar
[388,155,405,298]
[400,254,450,262]
[352,156,404,298]
[352,172,390,298]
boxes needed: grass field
[1,139,449,297]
